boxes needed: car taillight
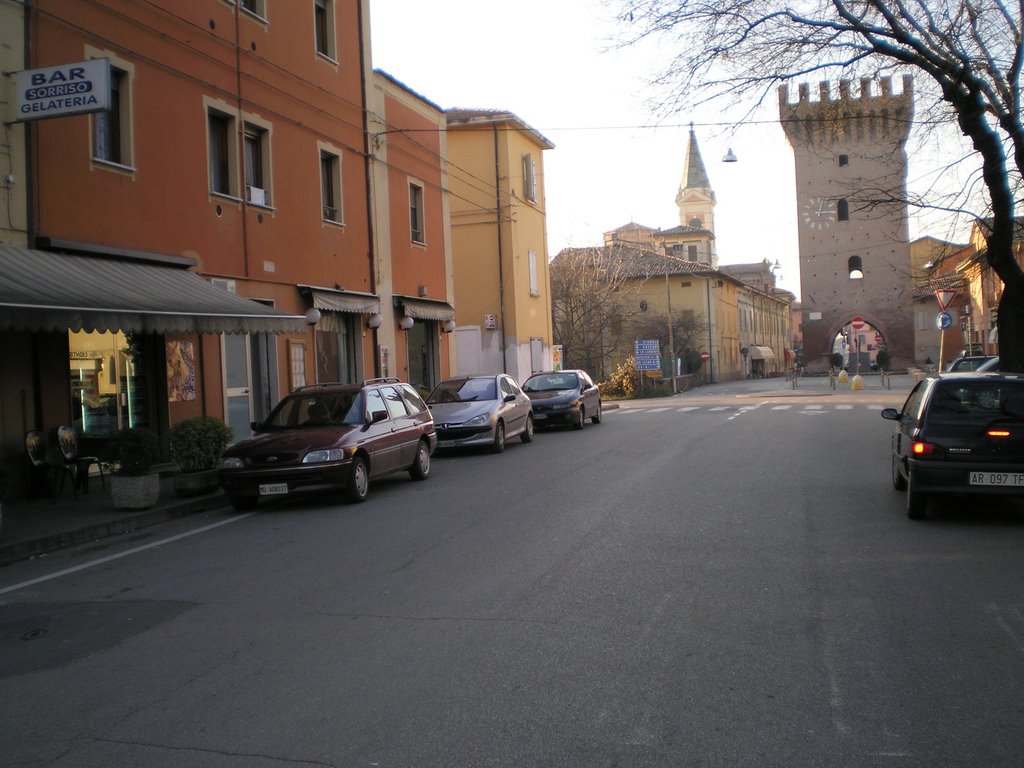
[986,429,1011,438]
[912,441,936,455]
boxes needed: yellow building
[552,246,748,383]
[446,109,555,380]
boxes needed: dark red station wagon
[218,378,436,509]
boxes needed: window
[838,154,849,166]
[208,110,236,196]
[240,0,266,18]
[320,149,342,222]
[837,198,850,221]
[289,341,307,391]
[409,182,425,243]
[244,123,271,206]
[314,0,336,59]
[848,255,864,279]
[93,67,131,165]
[529,249,539,296]
[688,244,698,262]
[523,153,537,202]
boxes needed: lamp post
[666,272,677,394]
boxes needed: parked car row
[882,371,1024,519]
[218,370,602,510]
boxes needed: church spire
[681,122,713,193]
[675,123,716,230]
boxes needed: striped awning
[0,243,307,335]
[749,345,775,360]
[394,295,456,322]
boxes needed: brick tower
[779,76,915,372]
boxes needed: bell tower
[780,76,915,372]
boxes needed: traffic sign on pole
[935,289,957,311]
[851,316,866,331]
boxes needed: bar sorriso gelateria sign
[13,58,110,122]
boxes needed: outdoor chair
[25,429,57,502]
[57,425,105,495]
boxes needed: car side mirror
[367,409,389,425]
[880,408,900,421]
[503,393,516,403]
[250,420,263,432]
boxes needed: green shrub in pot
[169,416,233,473]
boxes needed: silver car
[426,374,534,453]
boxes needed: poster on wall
[167,340,196,402]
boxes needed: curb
[0,494,228,568]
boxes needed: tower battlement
[779,75,914,146]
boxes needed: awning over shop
[301,286,380,315]
[749,345,775,360]
[0,243,307,334]
[394,295,456,322]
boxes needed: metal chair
[57,425,105,495]
[25,429,57,502]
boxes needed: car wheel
[573,406,585,430]
[409,440,431,480]
[891,454,907,491]
[906,469,927,520]
[344,456,369,503]
[492,421,506,453]
[228,495,258,511]
[520,414,534,443]
[591,400,602,424]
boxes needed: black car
[882,373,1024,519]
[522,369,602,429]
[218,378,436,509]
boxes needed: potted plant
[108,426,162,509]
[169,416,232,497]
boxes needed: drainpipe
[356,0,380,377]
[493,125,507,373]
[233,4,250,278]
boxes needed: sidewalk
[0,471,230,567]
[0,371,919,569]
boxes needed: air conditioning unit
[246,185,267,206]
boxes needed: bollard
[851,374,864,390]
[838,369,849,385]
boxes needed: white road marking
[0,514,253,596]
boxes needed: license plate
[438,440,455,448]
[259,483,288,495]
[969,472,1024,487]
[534,413,547,420]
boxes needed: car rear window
[927,380,1024,423]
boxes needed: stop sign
[851,316,866,331]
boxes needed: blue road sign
[634,339,661,371]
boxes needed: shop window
[68,330,149,437]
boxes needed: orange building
[0,1,453,479]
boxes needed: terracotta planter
[109,473,161,510]
[172,470,221,498]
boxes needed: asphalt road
[3,380,1024,767]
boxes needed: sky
[367,0,971,301]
